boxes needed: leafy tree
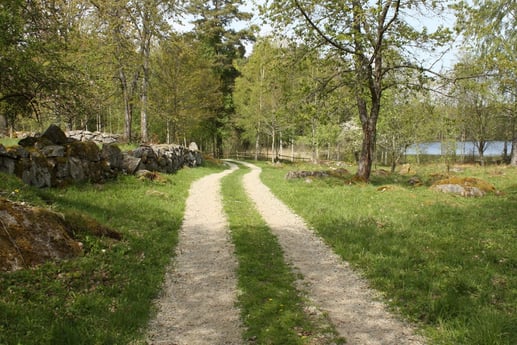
[453,56,503,165]
[0,0,89,133]
[377,89,435,171]
[150,34,222,145]
[262,0,453,180]
[234,38,292,161]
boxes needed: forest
[1,0,516,181]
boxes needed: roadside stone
[0,198,83,272]
[41,124,68,145]
[121,152,142,174]
[101,144,123,170]
[432,183,485,197]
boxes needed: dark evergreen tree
[187,0,255,156]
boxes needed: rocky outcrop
[285,168,350,180]
[0,198,82,272]
[0,125,203,187]
[431,177,497,197]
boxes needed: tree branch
[293,0,357,56]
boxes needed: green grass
[259,162,517,345]
[0,137,19,147]
[221,164,345,345]
[0,163,224,345]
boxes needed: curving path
[147,161,425,345]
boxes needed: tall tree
[90,0,141,141]
[262,0,453,180]
[453,56,502,165]
[188,0,255,156]
[150,34,222,144]
[129,0,180,142]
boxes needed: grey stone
[41,124,68,145]
[121,153,141,174]
[42,145,65,158]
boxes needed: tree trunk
[357,116,377,181]
[311,118,317,162]
[120,69,132,142]
[0,114,7,137]
[254,131,260,161]
[271,127,275,163]
[511,135,517,166]
[140,13,151,143]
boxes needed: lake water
[406,141,513,156]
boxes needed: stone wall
[0,125,203,187]
[66,130,120,144]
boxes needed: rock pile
[66,130,120,144]
[0,125,203,187]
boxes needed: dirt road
[146,162,425,345]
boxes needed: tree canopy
[0,0,514,167]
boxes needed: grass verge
[221,163,345,345]
[259,162,516,345]
[0,163,224,345]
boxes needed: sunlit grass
[259,162,517,345]
[0,164,223,345]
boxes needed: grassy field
[0,164,224,345]
[259,162,517,345]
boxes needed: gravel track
[146,161,426,345]
[146,163,243,345]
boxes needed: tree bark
[511,135,517,166]
[119,69,133,142]
[140,10,151,143]
[357,115,378,181]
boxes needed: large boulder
[101,144,123,170]
[41,124,69,145]
[431,177,496,197]
[0,198,82,272]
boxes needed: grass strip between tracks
[221,163,344,345]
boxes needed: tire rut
[147,161,426,345]
[146,163,243,345]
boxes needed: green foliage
[260,162,517,345]
[149,34,222,144]
[0,166,222,344]
[187,0,256,156]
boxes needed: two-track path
[146,161,425,345]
